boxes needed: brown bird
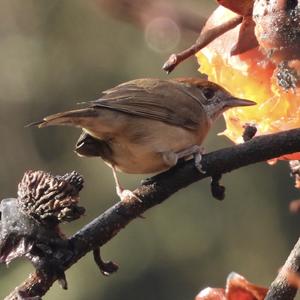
[32,78,255,201]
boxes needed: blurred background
[0,0,300,299]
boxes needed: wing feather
[89,79,205,130]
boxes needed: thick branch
[266,237,300,300]
[6,128,300,299]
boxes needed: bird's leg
[194,149,206,174]
[177,145,206,173]
[163,145,206,173]
[111,166,142,202]
[112,166,123,197]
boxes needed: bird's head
[175,78,256,121]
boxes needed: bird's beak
[226,97,256,108]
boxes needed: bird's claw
[195,161,206,174]
[194,147,206,174]
[117,188,142,203]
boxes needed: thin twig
[162,15,243,73]
[5,127,300,299]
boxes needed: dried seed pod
[17,170,85,225]
[253,0,300,63]
[0,170,87,290]
[164,0,300,90]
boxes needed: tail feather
[28,108,97,128]
[26,120,46,127]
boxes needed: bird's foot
[194,149,206,174]
[116,186,142,203]
[112,166,142,202]
[176,145,206,174]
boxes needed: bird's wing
[89,79,205,130]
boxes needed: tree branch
[5,127,300,299]
[266,237,300,300]
[162,15,243,73]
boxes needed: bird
[31,78,256,201]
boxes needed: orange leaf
[195,273,268,300]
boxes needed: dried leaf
[230,17,258,56]
[195,273,268,300]
[196,287,225,300]
[217,0,253,16]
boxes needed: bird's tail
[27,108,98,128]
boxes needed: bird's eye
[202,88,215,99]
